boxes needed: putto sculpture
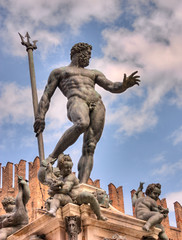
[93,190,111,208]
[34,42,141,183]
[0,176,30,240]
[44,154,107,221]
[132,182,169,240]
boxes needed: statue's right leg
[78,101,105,183]
[159,231,168,240]
[47,194,61,217]
[49,97,90,159]
[38,98,90,185]
[142,212,164,231]
[156,224,168,240]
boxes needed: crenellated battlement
[0,158,181,239]
[0,157,49,222]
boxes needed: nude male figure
[34,42,140,183]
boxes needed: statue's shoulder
[144,196,156,204]
[91,69,105,79]
[50,67,68,76]
[66,173,77,181]
[91,69,102,75]
[136,196,145,203]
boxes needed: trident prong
[18,32,38,51]
[32,40,38,50]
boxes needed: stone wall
[0,158,181,239]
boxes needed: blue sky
[0,0,182,226]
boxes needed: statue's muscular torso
[135,196,158,218]
[53,66,102,103]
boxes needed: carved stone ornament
[65,216,81,240]
[29,234,46,240]
[104,233,127,240]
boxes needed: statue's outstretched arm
[16,177,30,208]
[95,70,140,93]
[132,182,145,206]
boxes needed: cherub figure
[0,176,30,240]
[132,182,169,240]
[45,154,107,221]
[93,190,111,208]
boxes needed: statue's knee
[79,192,94,204]
[86,142,96,155]
[158,213,164,222]
[85,192,96,203]
[75,121,89,134]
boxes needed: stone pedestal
[7,184,161,240]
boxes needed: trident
[19,32,45,163]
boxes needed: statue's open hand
[34,118,45,137]
[123,71,140,89]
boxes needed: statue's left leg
[156,224,169,240]
[76,192,107,221]
[0,229,7,240]
[78,101,105,183]
[0,227,17,240]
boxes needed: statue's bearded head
[70,42,92,67]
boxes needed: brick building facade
[0,157,181,239]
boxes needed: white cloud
[0,0,122,57]
[45,89,68,130]
[87,0,182,136]
[170,85,182,108]
[0,83,33,124]
[150,153,166,164]
[106,104,157,136]
[0,82,68,132]
[169,126,182,145]
[152,159,182,176]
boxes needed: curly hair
[1,196,16,207]
[145,183,161,196]
[70,42,92,59]
[57,154,73,170]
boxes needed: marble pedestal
[7,184,161,240]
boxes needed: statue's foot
[46,155,57,165]
[46,210,56,217]
[143,224,150,232]
[97,215,107,221]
